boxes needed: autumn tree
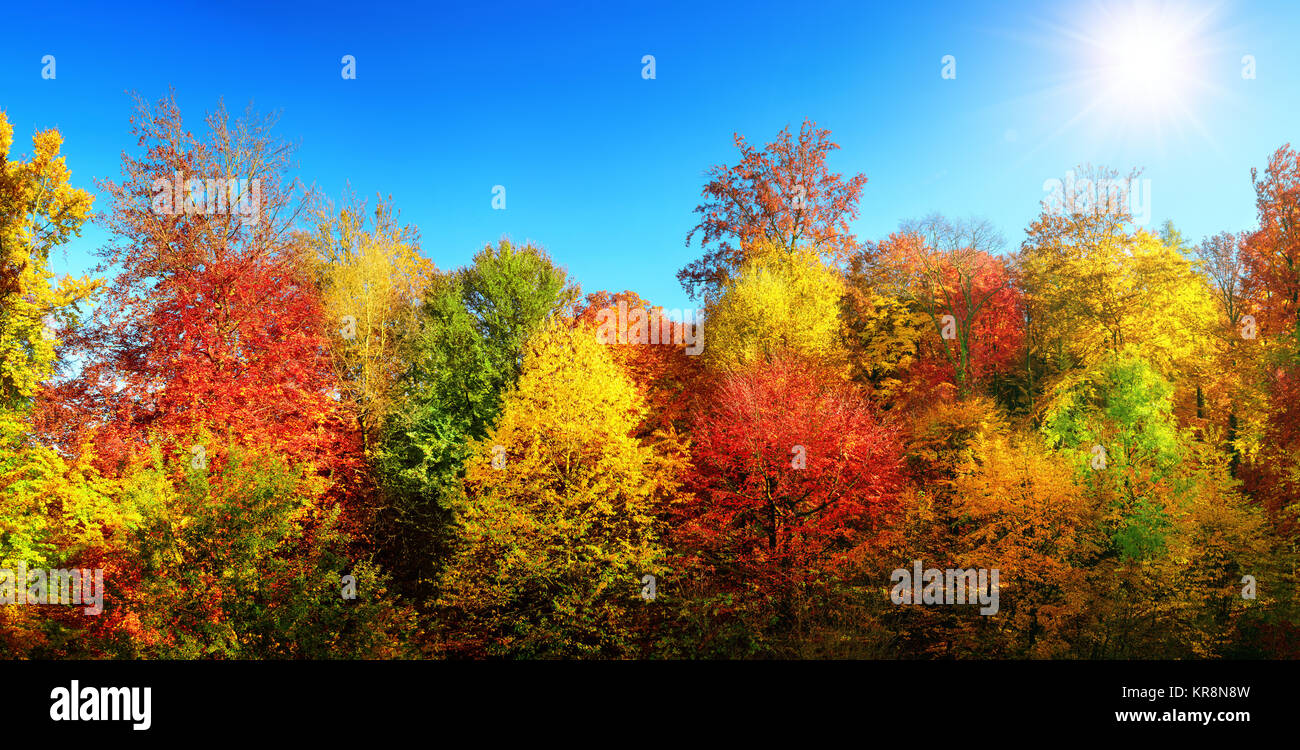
[1195,231,1251,340]
[57,94,352,485]
[675,357,903,654]
[1186,231,1256,464]
[1234,146,1300,528]
[29,94,398,657]
[881,401,1104,658]
[0,111,115,655]
[679,120,867,301]
[946,428,1101,657]
[1244,144,1300,340]
[701,241,847,374]
[840,246,930,407]
[875,396,1015,657]
[83,442,416,658]
[871,216,1024,400]
[436,319,665,657]
[1020,167,1216,413]
[0,111,98,408]
[574,289,703,436]
[304,191,433,453]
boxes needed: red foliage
[912,252,1026,390]
[572,290,703,436]
[48,94,358,486]
[678,358,903,600]
[1244,144,1300,338]
[871,230,1025,396]
[679,119,867,299]
[1240,363,1300,527]
[1238,145,1300,531]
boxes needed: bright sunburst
[1078,2,1218,137]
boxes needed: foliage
[305,192,433,452]
[679,119,867,301]
[13,110,1300,661]
[436,320,664,657]
[673,357,902,654]
[372,240,576,600]
[701,241,847,374]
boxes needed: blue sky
[1,0,1296,313]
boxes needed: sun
[1101,27,1185,106]
[1084,3,1214,130]
[996,1,1232,158]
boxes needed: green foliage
[108,441,415,659]
[373,240,577,599]
[1042,351,1183,559]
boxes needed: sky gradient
[2,0,1296,313]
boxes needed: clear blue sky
[2,0,1296,312]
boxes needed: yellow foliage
[841,283,929,402]
[702,241,847,374]
[438,319,664,656]
[0,110,98,406]
[305,193,434,450]
[1022,226,1217,385]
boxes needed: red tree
[1244,144,1300,339]
[911,252,1025,393]
[872,223,1026,398]
[37,95,380,656]
[678,357,903,621]
[50,94,356,485]
[1238,145,1300,528]
[679,119,867,300]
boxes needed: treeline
[2,99,1298,658]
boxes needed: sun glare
[1085,3,1212,131]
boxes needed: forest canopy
[3,101,1299,660]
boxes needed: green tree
[99,441,416,659]
[1041,350,1183,559]
[373,239,576,599]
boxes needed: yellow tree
[702,241,846,374]
[1020,175,1217,412]
[0,111,114,653]
[437,319,666,657]
[841,248,930,405]
[1152,452,1286,658]
[0,111,98,407]
[949,428,1103,657]
[1191,231,1264,468]
[305,193,433,452]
